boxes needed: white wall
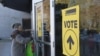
[0,3,31,38]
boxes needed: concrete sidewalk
[0,40,12,56]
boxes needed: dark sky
[2,0,32,13]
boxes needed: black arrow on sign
[67,35,74,50]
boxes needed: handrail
[37,40,50,45]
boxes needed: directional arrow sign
[67,35,74,50]
[62,5,79,56]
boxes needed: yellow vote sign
[62,5,80,56]
[37,11,42,37]
[36,5,43,37]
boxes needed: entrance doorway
[22,19,31,37]
[55,1,68,56]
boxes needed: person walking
[11,23,31,56]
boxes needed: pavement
[0,39,12,56]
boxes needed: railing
[0,38,12,42]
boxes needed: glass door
[33,0,55,56]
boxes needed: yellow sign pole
[62,5,80,56]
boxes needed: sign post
[62,5,80,56]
